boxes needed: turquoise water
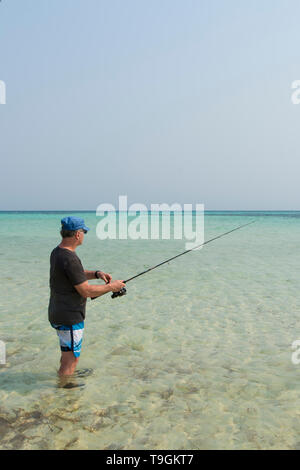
[0,211,300,449]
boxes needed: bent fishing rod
[92,220,256,300]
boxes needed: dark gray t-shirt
[48,246,87,325]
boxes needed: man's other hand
[98,271,112,283]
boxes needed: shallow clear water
[0,211,300,449]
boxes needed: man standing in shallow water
[48,216,125,377]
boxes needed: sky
[0,0,300,210]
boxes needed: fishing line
[92,220,256,299]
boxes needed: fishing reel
[111,287,127,299]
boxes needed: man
[48,216,125,377]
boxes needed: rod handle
[111,287,127,299]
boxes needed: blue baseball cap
[61,216,90,232]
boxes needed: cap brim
[83,225,90,231]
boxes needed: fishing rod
[93,220,256,300]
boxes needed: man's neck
[59,240,78,252]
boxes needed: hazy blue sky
[0,0,300,210]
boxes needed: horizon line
[0,210,299,213]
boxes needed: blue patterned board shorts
[51,322,84,358]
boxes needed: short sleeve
[63,253,87,286]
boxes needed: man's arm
[74,279,125,299]
[84,270,98,280]
[84,270,112,283]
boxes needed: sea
[0,210,299,450]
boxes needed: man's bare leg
[58,351,79,377]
